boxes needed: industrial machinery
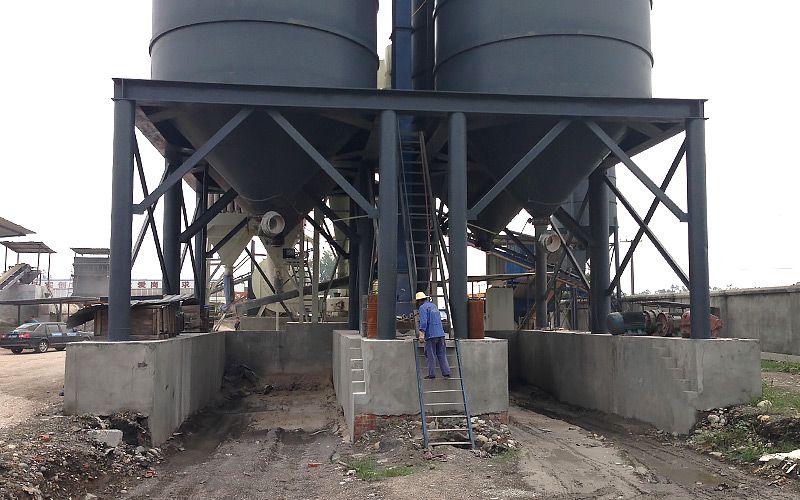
[106,0,713,341]
[608,309,723,338]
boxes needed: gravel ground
[3,351,799,499]
[0,349,65,430]
[125,384,800,500]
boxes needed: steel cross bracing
[108,78,711,341]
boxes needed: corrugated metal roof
[66,293,197,328]
[1,241,55,254]
[0,217,34,239]
[71,248,111,255]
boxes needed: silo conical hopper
[433,0,653,246]
[150,0,379,230]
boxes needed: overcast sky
[0,1,797,292]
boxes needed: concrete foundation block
[332,331,509,441]
[497,330,762,434]
[64,332,225,445]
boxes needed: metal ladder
[287,234,315,322]
[399,130,452,335]
[399,131,434,296]
[413,338,475,449]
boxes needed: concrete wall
[332,331,509,438]
[623,286,800,355]
[332,331,363,438]
[64,332,226,445]
[503,330,762,434]
[225,322,346,385]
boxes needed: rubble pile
[0,409,161,499]
[757,450,800,479]
[353,416,517,458]
[689,401,800,485]
[469,417,516,457]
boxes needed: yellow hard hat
[415,292,428,301]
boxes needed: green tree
[320,249,337,282]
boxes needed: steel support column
[535,226,548,329]
[194,169,209,312]
[588,168,611,333]
[163,159,182,295]
[223,267,234,305]
[449,112,468,339]
[348,199,360,330]
[377,110,398,340]
[358,165,375,326]
[108,99,136,341]
[686,119,712,339]
[312,209,321,324]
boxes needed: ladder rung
[426,415,464,419]
[429,441,472,446]
[424,389,462,394]
[428,428,467,433]
[424,402,463,406]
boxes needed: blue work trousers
[424,337,451,378]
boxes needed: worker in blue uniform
[416,292,451,379]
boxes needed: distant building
[71,248,110,298]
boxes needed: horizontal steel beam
[115,79,705,121]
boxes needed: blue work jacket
[418,300,445,340]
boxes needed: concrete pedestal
[333,331,509,440]
[492,330,762,434]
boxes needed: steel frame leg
[348,198,360,330]
[535,225,548,329]
[377,110,398,340]
[449,112,468,339]
[589,168,611,333]
[194,169,209,321]
[686,119,711,339]
[108,99,136,341]
[163,158,182,295]
[358,165,374,327]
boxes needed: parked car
[0,322,93,354]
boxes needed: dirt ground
[122,384,799,500]
[3,353,800,499]
[0,349,64,429]
[763,370,800,392]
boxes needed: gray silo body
[150,0,379,230]
[433,0,653,246]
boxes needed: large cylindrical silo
[150,0,378,230]
[434,0,652,245]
